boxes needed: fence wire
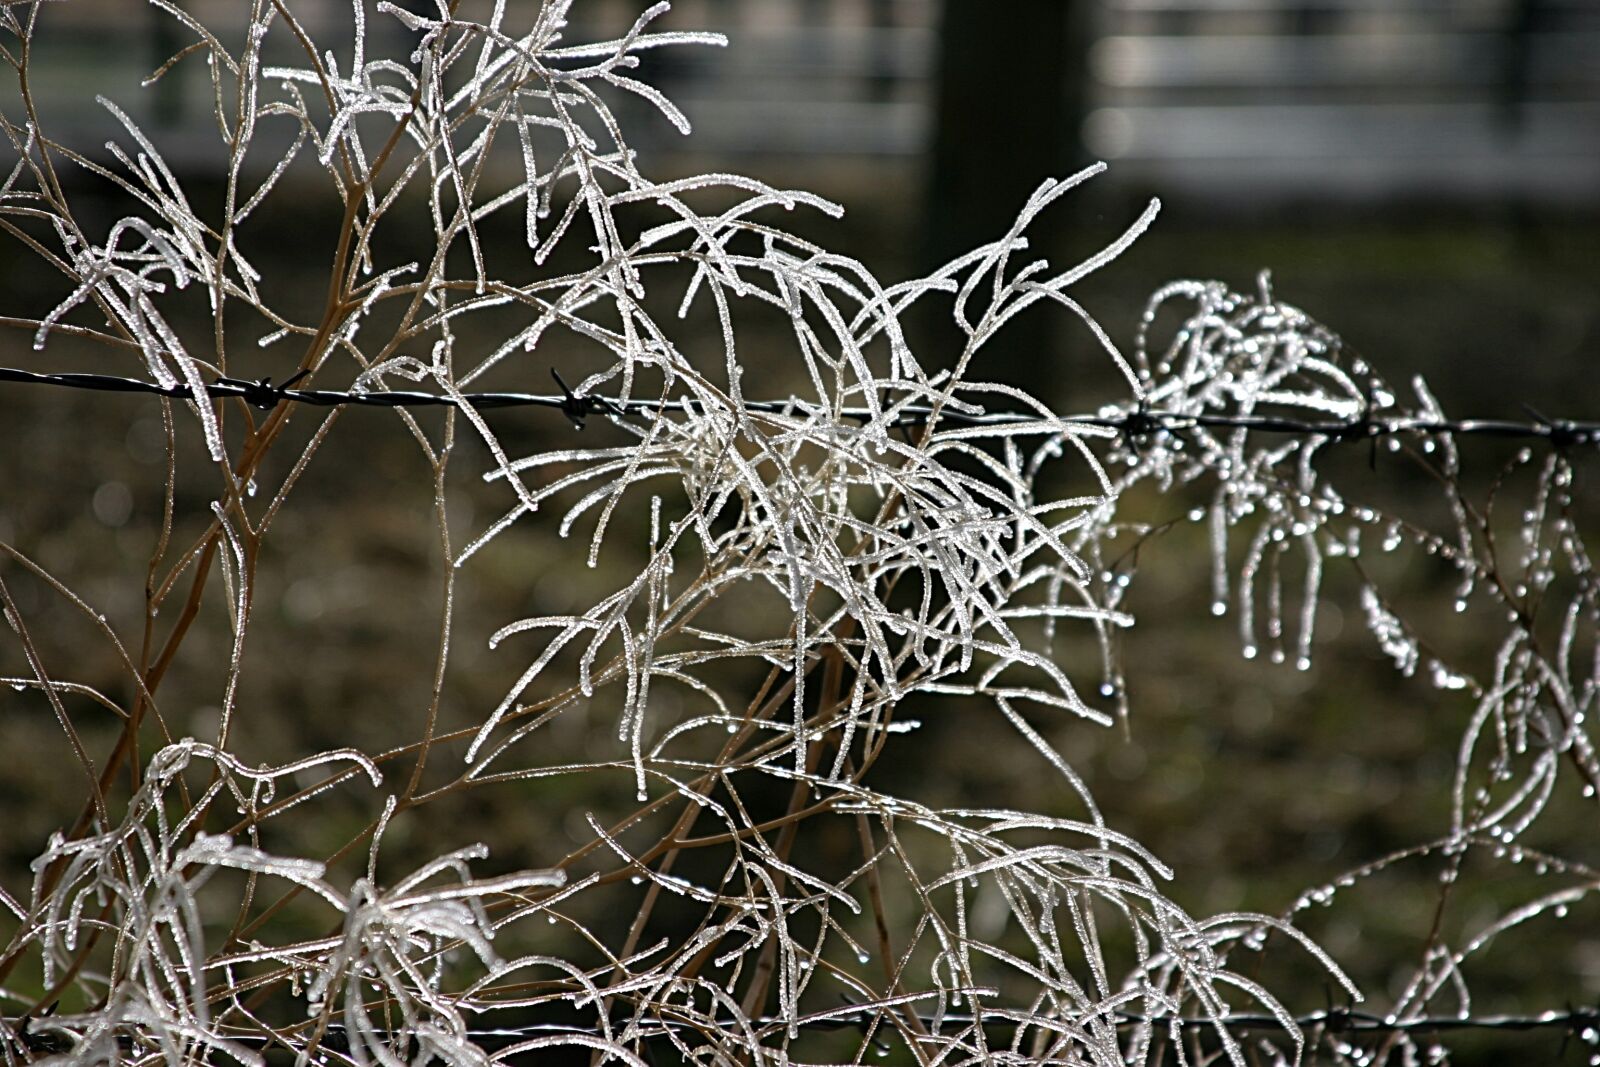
[8,1005,1600,1059]
[3,365,1598,444]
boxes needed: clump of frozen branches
[1089,275,1599,1060]
[0,2,1592,1065]
[8,741,572,1065]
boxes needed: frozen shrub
[0,3,1593,1065]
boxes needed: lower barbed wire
[8,1004,1596,1055]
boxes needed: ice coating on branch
[1363,585,1420,677]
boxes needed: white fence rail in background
[5,0,1597,203]
[1087,0,1600,202]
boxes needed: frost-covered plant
[0,2,1593,1066]
[1096,275,1599,1049]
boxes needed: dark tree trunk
[920,1,1091,369]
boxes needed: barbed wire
[3,365,1598,444]
[8,1004,1599,1058]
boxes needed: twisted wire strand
[3,365,1597,443]
[8,1005,1598,1057]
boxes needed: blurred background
[18,0,1599,400]
[3,1,1598,1059]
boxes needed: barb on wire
[2,365,1598,445]
[549,366,620,430]
[214,369,310,409]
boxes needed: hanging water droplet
[1211,601,1227,617]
